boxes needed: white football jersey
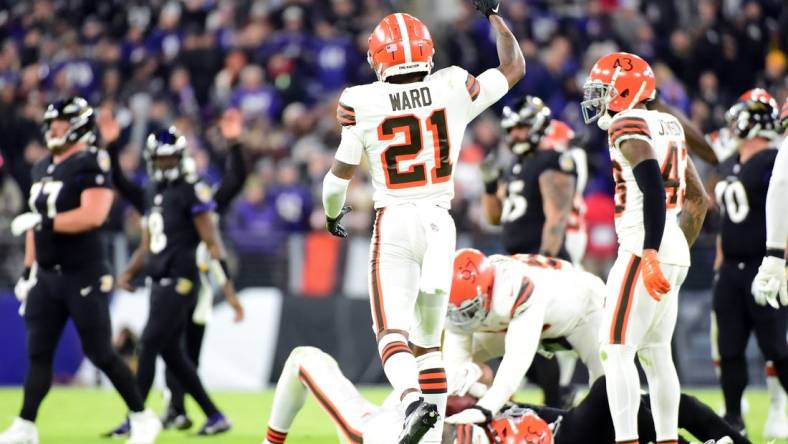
[334,66,509,209]
[608,108,690,266]
[472,254,602,338]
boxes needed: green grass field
[0,387,782,443]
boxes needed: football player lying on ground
[262,346,738,444]
[443,249,604,422]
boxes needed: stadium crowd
[0,0,786,287]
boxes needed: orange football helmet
[448,249,495,332]
[486,406,554,444]
[581,52,656,128]
[368,13,435,81]
[542,120,575,150]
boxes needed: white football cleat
[764,408,788,439]
[0,418,38,444]
[127,410,162,444]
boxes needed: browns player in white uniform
[319,1,524,442]
[581,52,709,443]
[440,249,604,425]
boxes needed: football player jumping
[581,52,709,443]
[440,249,605,425]
[320,0,524,442]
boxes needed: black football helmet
[144,127,193,183]
[725,88,780,140]
[501,96,552,156]
[42,96,95,153]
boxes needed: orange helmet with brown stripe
[448,249,494,332]
[486,406,554,444]
[542,120,575,150]
[581,52,656,130]
[368,13,435,81]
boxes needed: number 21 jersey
[334,66,509,209]
[608,108,690,266]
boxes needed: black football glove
[472,0,501,17]
[326,206,352,238]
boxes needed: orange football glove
[642,249,671,301]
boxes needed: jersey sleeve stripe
[609,119,651,140]
[298,368,363,443]
[338,102,355,116]
[510,277,535,317]
[465,73,480,101]
[336,111,356,126]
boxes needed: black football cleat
[398,399,439,444]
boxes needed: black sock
[20,356,54,422]
[720,357,748,420]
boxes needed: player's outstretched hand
[96,108,121,145]
[472,0,501,17]
[752,256,787,308]
[11,212,42,237]
[641,249,671,301]
[445,406,490,425]
[219,108,244,141]
[326,206,352,238]
[448,362,483,397]
[480,152,501,193]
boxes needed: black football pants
[136,278,219,417]
[20,265,145,421]
[526,376,750,444]
[713,259,788,420]
[164,316,206,415]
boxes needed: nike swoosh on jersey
[492,4,500,13]
[80,286,92,296]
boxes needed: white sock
[638,344,680,442]
[600,344,640,442]
[416,351,447,443]
[378,333,421,408]
[766,362,787,413]
[266,352,308,439]
[556,351,578,387]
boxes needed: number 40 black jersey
[501,149,577,257]
[144,177,216,280]
[715,147,778,261]
[29,147,113,270]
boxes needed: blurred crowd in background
[0,0,786,289]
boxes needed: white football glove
[445,408,488,425]
[11,212,42,237]
[448,362,483,396]
[752,256,787,308]
[14,272,37,316]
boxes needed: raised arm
[479,1,525,88]
[651,98,718,165]
[97,111,146,214]
[678,156,709,247]
[214,109,247,214]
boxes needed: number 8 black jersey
[29,147,113,270]
[144,178,216,280]
[501,150,577,257]
[715,148,778,261]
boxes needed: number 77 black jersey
[29,147,113,270]
[144,177,216,280]
[332,66,510,209]
[714,147,778,261]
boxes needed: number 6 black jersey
[714,147,778,261]
[144,178,216,280]
[29,147,113,270]
[500,149,577,256]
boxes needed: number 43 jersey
[714,147,778,261]
[29,147,113,270]
[144,177,216,280]
[607,108,690,266]
[334,66,509,209]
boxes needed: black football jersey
[501,149,577,259]
[29,147,113,270]
[715,147,777,261]
[144,177,216,280]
